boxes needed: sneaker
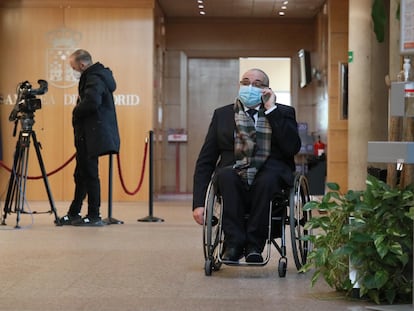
[55,214,81,226]
[71,216,106,227]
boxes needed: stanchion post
[138,130,164,222]
[103,153,124,224]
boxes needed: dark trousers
[216,159,291,252]
[68,137,100,218]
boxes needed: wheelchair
[202,172,312,277]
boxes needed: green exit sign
[348,51,354,63]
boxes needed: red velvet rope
[0,140,148,196]
[0,153,76,179]
[116,140,148,195]
[0,160,12,172]
[30,154,76,179]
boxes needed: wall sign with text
[401,0,414,55]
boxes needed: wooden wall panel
[0,0,154,8]
[327,129,348,162]
[327,0,349,190]
[165,17,315,58]
[328,0,348,33]
[327,162,348,190]
[0,6,154,202]
[330,34,349,65]
[328,63,339,97]
[0,8,67,202]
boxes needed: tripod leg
[14,135,30,228]
[31,131,60,225]
[2,132,26,226]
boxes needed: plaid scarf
[234,100,272,185]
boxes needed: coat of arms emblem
[46,27,81,89]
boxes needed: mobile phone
[262,93,270,103]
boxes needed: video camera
[9,79,48,122]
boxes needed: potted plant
[300,175,414,304]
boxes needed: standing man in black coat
[193,68,301,263]
[57,49,120,226]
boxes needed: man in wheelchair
[192,68,301,263]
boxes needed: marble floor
[0,199,410,311]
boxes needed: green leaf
[299,262,311,273]
[310,270,321,287]
[386,227,406,238]
[374,234,387,258]
[374,270,389,288]
[303,200,319,211]
[373,234,385,244]
[344,190,362,202]
[327,191,341,201]
[368,289,381,305]
[337,245,354,256]
[389,242,403,256]
[402,191,414,201]
[350,231,372,243]
[364,271,388,289]
[376,242,388,259]
[406,206,414,220]
[326,182,340,191]
[314,248,328,266]
[397,252,409,266]
[385,289,396,304]
[382,191,400,201]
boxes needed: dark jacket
[72,62,120,157]
[192,103,301,209]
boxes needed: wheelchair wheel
[203,180,222,276]
[289,174,312,270]
[278,257,287,277]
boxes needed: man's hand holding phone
[261,87,276,111]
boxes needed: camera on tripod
[8,79,48,122]
[2,78,59,228]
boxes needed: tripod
[1,112,60,228]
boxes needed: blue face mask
[238,85,262,108]
[72,70,81,80]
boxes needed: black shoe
[245,247,264,263]
[55,214,81,226]
[72,216,106,227]
[222,246,243,263]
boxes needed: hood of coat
[82,62,116,93]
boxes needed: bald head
[240,68,269,88]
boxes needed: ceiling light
[196,0,206,16]
[278,11,285,16]
[281,5,287,9]
[283,1,288,4]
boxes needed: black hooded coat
[72,62,120,158]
